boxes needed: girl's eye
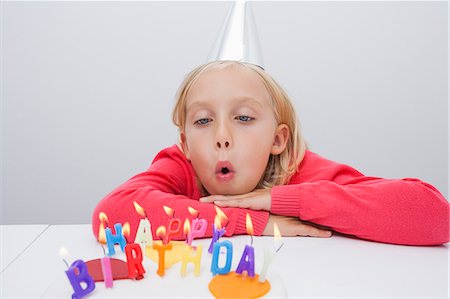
[195,118,212,125]
[236,115,254,122]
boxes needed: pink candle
[186,207,207,246]
[100,256,113,288]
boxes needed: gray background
[2,1,448,224]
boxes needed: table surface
[0,224,448,298]
[0,224,49,272]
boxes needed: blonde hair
[172,61,307,188]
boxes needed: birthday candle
[65,260,96,299]
[105,223,127,256]
[100,246,113,288]
[180,245,203,277]
[186,207,207,246]
[163,206,182,244]
[208,206,228,253]
[125,243,145,280]
[133,201,153,248]
[235,213,255,277]
[151,226,173,277]
[259,222,284,282]
[210,240,233,276]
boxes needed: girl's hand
[199,189,271,211]
[263,214,333,238]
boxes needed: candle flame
[183,218,191,235]
[246,213,254,236]
[133,201,146,217]
[214,206,228,226]
[163,205,174,217]
[122,222,131,239]
[59,246,69,258]
[188,206,198,218]
[99,212,108,224]
[98,223,106,244]
[156,226,166,240]
[214,215,222,230]
[274,222,282,241]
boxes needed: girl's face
[181,66,288,195]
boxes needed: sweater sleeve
[92,146,269,242]
[271,153,449,246]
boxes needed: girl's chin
[204,184,256,196]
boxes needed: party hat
[207,1,264,69]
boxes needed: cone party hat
[207,1,264,69]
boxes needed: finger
[199,195,225,203]
[297,224,332,238]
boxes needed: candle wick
[275,242,285,253]
[101,245,106,256]
[62,258,70,269]
[251,235,254,246]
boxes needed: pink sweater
[92,145,449,245]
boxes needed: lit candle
[259,223,284,282]
[186,207,207,246]
[153,226,173,277]
[105,223,127,256]
[100,246,113,288]
[125,243,145,280]
[98,212,108,244]
[133,201,153,249]
[208,206,228,253]
[180,245,203,277]
[210,240,233,276]
[59,247,96,299]
[236,213,255,277]
[162,206,182,244]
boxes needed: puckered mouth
[215,161,235,175]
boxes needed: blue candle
[210,240,233,276]
[105,223,127,256]
[65,259,96,299]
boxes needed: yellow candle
[180,245,202,277]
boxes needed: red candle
[125,243,145,280]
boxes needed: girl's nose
[215,121,232,150]
[216,141,230,149]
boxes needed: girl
[92,61,449,246]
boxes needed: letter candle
[208,206,228,253]
[236,213,255,277]
[125,243,145,280]
[180,245,203,277]
[100,246,113,287]
[105,223,127,256]
[163,205,182,244]
[133,201,153,249]
[153,226,172,277]
[259,223,284,282]
[186,206,207,247]
[210,240,233,275]
[60,247,96,299]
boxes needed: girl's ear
[179,132,191,160]
[271,124,289,155]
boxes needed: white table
[0,224,49,272]
[0,224,448,298]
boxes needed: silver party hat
[207,1,264,69]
